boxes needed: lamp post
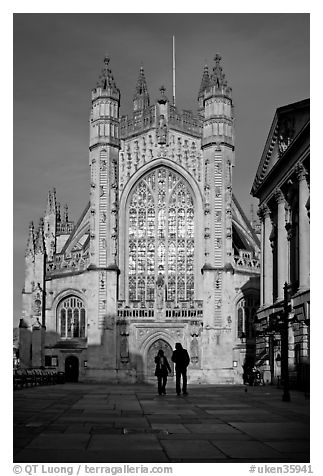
[281,282,291,402]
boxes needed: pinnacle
[157,85,168,104]
[46,188,57,214]
[35,218,45,254]
[96,56,117,90]
[134,64,149,95]
[210,53,228,89]
[214,53,222,63]
[198,63,211,97]
[25,221,35,257]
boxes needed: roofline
[251,98,310,195]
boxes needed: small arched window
[57,296,86,339]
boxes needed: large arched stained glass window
[128,167,195,303]
[57,296,86,339]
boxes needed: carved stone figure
[157,114,167,144]
[156,273,165,310]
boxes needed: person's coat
[171,347,190,370]
[154,355,171,377]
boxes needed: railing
[46,252,90,275]
[56,222,74,234]
[117,300,203,320]
[233,250,260,270]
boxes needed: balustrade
[117,300,203,320]
[233,250,260,270]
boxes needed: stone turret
[89,56,120,268]
[21,219,46,368]
[87,56,120,378]
[90,56,120,151]
[202,54,234,150]
[201,54,235,335]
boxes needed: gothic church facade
[20,55,260,383]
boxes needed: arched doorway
[65,355,79,382]
[146,339,174,382]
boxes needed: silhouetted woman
[154,349,171,395]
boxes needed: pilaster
[274,189,288,300]
[296,163,310,290]
[259,204,273,305]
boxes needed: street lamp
[281,282,291,402]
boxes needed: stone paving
[13,383,310,463]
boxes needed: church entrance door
[146,339,174,382]
[65,355,79,382]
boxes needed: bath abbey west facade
[20,55,260,383]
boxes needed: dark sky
[13,13,309,326]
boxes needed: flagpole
[172,35,176,107]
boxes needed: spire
[96,56,117,90]
[52,187,57,210]
[34,218,45,254]
[210,54,227,89]
[46,190,52,214]
[134,66,148,96]
[25,221,35,257]
[46,188,57,214]
[198,64,210,97]
[56,202,61,222]
[133,65,150,111]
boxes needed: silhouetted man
[171,342,190,396]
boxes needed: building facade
[19,55,260,384]
[251,99,310,389]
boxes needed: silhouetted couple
[154,342,190,396]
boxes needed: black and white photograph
[11,10,311,472]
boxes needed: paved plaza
[13,383,310,463]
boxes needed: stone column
[263,205,273,305]
[258,206,265,306]
[296,164,310,290]
[275,189,288,300]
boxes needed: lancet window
[57,296,86,339]
[237,296,259,339]
[128,167,195,303]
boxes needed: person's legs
[175,370,181,395]
[162,375,167,394]
[157,375,162,395]
[182,369,187,394]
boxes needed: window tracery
[57,296,86,339]
[128,167,195,303]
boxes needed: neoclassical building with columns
[19,55,260,384]
[251,98,310,388]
